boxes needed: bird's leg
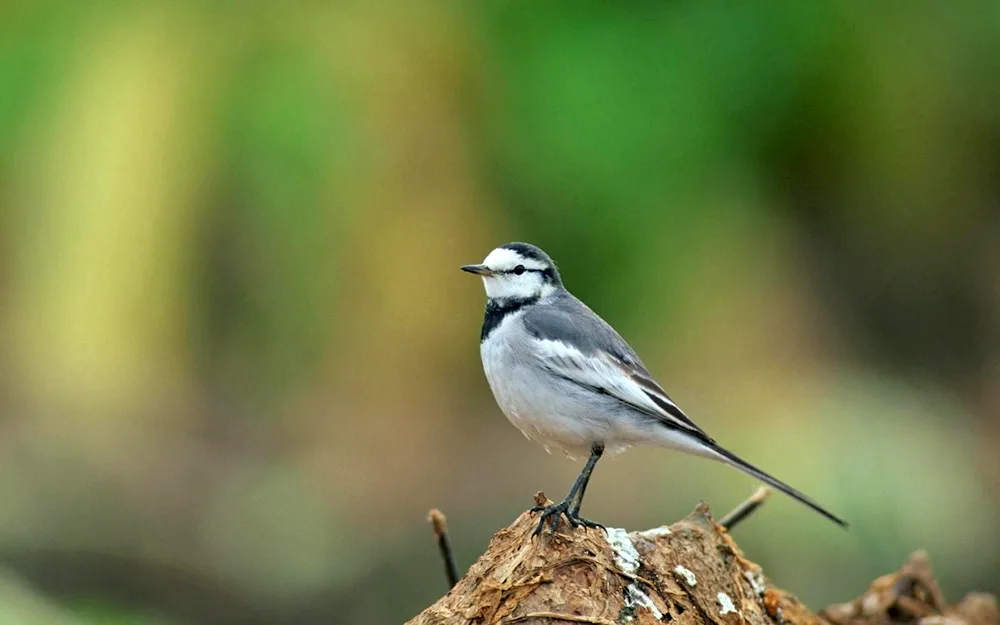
[531,443,605,536]
[568,443,603,518]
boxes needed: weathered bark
[406,499,997,625]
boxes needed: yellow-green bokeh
[1,2,998,624]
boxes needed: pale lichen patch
[605,527,641,574]
[718,592,737,615]
[744,568,767,597]
[639,525,672,539]
[627,584,663,620]
[674,565,698,586]
[603,528,662,621]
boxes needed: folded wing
[533,336,714,443]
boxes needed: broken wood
[406,499,997,625]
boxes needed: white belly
[480,316,631,458]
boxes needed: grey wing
[522,294,714,442]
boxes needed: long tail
[706,442,848,528]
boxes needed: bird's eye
[513,265,526,275]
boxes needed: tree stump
[407,498,997,625]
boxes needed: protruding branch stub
[719,487,772,531]
[427,508,459,589]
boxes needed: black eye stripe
[503,267,541,274]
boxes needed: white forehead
[483,247,548,270]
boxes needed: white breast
[479,311,628,458]
[479,312,522,425]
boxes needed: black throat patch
[481,296,540,341]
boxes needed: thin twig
[719,487,772,531]
[504,611,617,625]
[427,508,459,588]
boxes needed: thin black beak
[461,264,494,276]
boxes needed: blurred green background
[1,1,999,624]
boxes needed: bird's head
[462,242,563,301]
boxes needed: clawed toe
[532,502,567,536]
[530,502,605,536]
[575,516,605,531]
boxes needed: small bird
[462,242,847,535]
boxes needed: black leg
[531,443,606,536]
[569,442,603,516]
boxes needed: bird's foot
[530,501,605,536]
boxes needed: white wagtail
[462,242,847,535]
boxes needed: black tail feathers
[708,443,848,528]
